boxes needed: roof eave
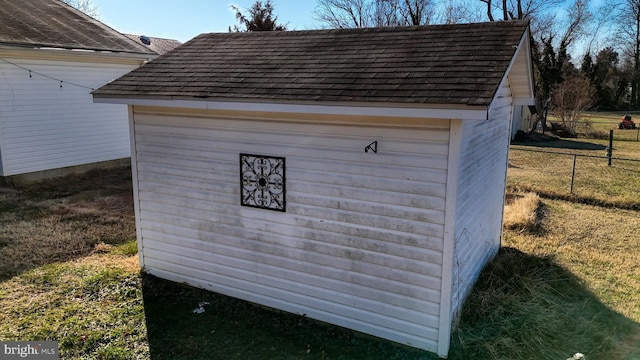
[488,27,535,111]
[92,95,490,120]
[0,43,156,61]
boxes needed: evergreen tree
[229,0,288,32]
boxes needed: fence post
[608,129,613,166]
[570,154,577,195]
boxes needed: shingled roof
[0,0,154,54]
[123,34,182,55]
[93,21,529,106]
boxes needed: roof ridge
[54,0,154,54]
[196,20,529,38]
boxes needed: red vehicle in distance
[619,115,636,129]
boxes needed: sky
[90,0,611,60]
[91,0,320,43]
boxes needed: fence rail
[507,148,640,208]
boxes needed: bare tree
[479,0,566,21]
[314,0,436,28]
[314,0,374,28]
[617,0,640,106]
[439,0,485,23]
[61,0,100,18]
[556,0,592,48]
[549,75,595,135]
[400,0,435,25]
[582,1,620,54]
[478,0,495,21]
[531,0,593,107]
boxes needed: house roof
[123,34,182,55]
[93,21,530,106]
[0,0,155,55]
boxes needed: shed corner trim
[437,118,464,357]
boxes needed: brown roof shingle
[123,34,182,55]
[93,21,529,106]
[0,0,155,54]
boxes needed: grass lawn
[0,163,639,359]
[577,112,640,142]
[509,129,640,208]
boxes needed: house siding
[0,58,135,176]
[450,80,513,320]
[131,108,450,352]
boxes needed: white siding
[132,109,450,352]
[511,104,534,139]
[0,58,136,176]
[450,81,513,319]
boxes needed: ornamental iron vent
[240,154,286,212]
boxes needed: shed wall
[450,81,513,319]
[131,108,450,352]
[0,58,135,176]
[511,105,533,139]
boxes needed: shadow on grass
[139,247,640,359]
[513,137,607,151]
[449,247,640,360]
[141,274,435,360]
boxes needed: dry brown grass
[0,167,135,280]
[504,198,640,322]
[503,192,542,232]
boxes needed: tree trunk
[517,0,523,19]
[483,0,494,21]
[503,0,508,20]
[635,11,640,106]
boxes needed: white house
[0,0,156,183]
[93,21,534,357]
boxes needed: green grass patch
[0,257,148,359]
[111,240,139,256]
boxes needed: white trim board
[95,97,489,121]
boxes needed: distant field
[551,112,640,142]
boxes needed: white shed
[93,21,534,357]
[0,0,156,182]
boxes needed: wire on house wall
[0,58,95,91]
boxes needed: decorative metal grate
[240,154,286,211]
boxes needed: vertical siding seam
[437,119,462,357]
[130,106,145,269]
[0,104,5,175]
[499,82,515,248]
